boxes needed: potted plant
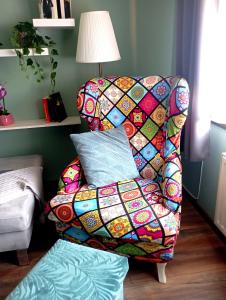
[9,22,67,122]
[9,22,67,123]
[10,21,58,93]
[0,84,14,126]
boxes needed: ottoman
[6,239,129,300]
[0,155,43,265]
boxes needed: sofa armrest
[58,156,85,195]
[161,153,182,213]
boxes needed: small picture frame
[38,0,58,19]
[64,0,72,18]
[48,92,67,122]
[56,0,72,18]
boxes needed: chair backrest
[77,75,189,180]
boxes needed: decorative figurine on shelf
[39,0,53,19]
[0,84,14,126]
[38,0,44,18]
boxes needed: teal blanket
[7,239,129,300]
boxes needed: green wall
[182,158,202,199]
[136,0,177,75]
[0,0,134,180]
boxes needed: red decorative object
[42,97,51,123]
[0,113,14,126]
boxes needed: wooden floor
[0,198,225,300]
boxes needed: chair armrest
[58,156,85,195]
[161,153,182,213]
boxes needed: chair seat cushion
[49,178,179,244]
[0,191,35,234]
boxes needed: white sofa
[0,155,43,265]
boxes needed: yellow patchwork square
[107,216,132,238]
[102,118,114,130]
[116,95,136,116]
[151,105,166,126]
[75,189,97,201]
[79,210,103,233]
[64,167,78,180]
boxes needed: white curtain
[177,0,225,161]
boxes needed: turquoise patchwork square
[140,143,158,161]
[65,227,90,241]
[164,140,176,157]
[107,107,126,127]
[74,199,97,216]
[151,81,170,101]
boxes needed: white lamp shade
[76,11,121,63]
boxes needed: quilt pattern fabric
[48,75,189,263]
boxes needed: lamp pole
[98,63,103,77]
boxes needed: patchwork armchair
[48,75,189,283]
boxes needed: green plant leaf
[51,72,56,80]
[23,48,30,55]
[27,58,33,66]
[51,49,58,56]
[53,61,58,69]
[48,41,56,46]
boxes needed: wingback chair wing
[48,75,189,283]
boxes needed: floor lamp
[76,11,121,77]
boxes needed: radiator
[214,152,226,236]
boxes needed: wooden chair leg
[16,249,29,266]
[156,263,167,283]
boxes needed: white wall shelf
[0,48,49,58]
[0,116,81,131]
[33,18,75,28]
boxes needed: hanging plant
[10,21,58,93]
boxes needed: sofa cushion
[70,126,140,187]
[0,191,35,234]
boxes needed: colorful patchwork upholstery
[48,75,189,263]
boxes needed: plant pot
[0,114,14,126]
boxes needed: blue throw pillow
[70,126,140,187]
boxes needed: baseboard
[183,188,226,243]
